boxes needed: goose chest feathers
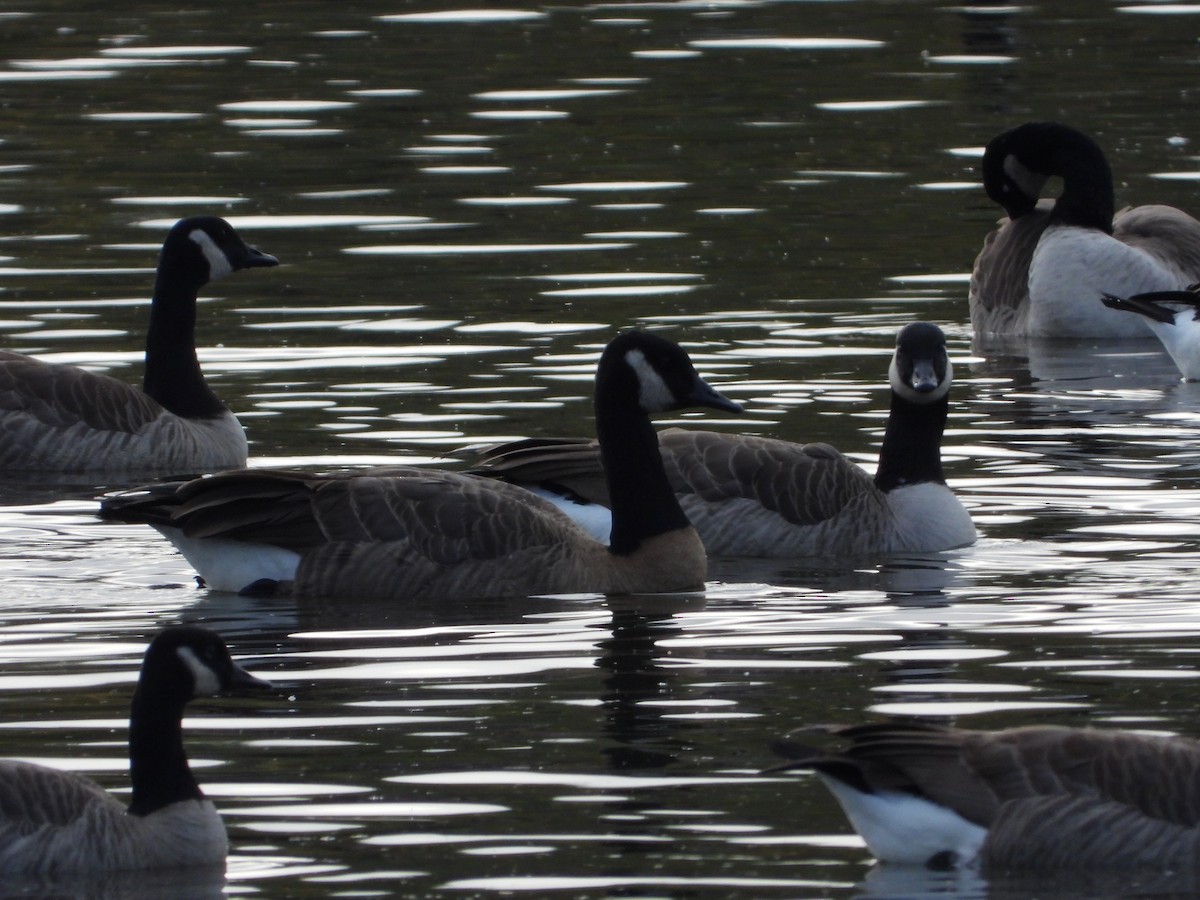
[772,720,1200,872]
[99,331,744,602]
[0,626,270,875]
[465,322,975,558]
[0,216,278,476]
[970,121,1200,338]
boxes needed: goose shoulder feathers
[0,626,270,874]
[971,122,1200,338]
[467,322,975,557]
[773,720,1200,872]
[0,216,277,477]
[100,331,743,602]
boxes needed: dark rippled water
[3,1,1200,897]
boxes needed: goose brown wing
[788,722,1200,832]
[968,205,1052,333]
[466,437,611,507]
[161,466,591,562]
[657,429,877,527]
[1114,204,1200,282]
[0,762,121,833]
[0,352,166,433]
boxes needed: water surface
[2,1,1200,897]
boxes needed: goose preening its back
[0,216,278,476]
[0,626,270,874]
[99,331,744,602]
[1102,287,1200,379]
[771,720,1200,872]
[466,322,975,557]
[970,121,1200,338]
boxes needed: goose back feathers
[970,122,1200,338]
[0,216,278,476]
[467,322,975,557]
[0,626,270,874]
[772,720,1200,872]
[99,331,743,602]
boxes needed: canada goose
[970,121,1200,338]
[1102,286,1200,379]
[771,720,1200,872]
[98,330,744,602]
[0,626,270,874]
[0,216,278,476]
[466,322,975,557]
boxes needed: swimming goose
[771,720,1200,872]
[98,330,744,602]
[0,626,270,874]
[1102,287,1200,379]
[466,322,975,557]
[970,121,1200,338]
[0,216,278,476]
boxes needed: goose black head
[138,625,272,703]
[158,216,279,290]
[982,122,1115,230]
[602,330,743,416]
[889,322,951,405]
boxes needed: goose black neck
[126,681,203,816]
[873,392,948,492]
[1052,148,1115,233]
[596,372,690,556]
[142,270,226,419]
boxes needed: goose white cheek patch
[1003,153,1048,200]
[177,646,222,696]
[889,355,952,404]
[189,229,233,282]
[626,348,675,411]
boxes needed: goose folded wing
[658,429,880,527]
[0,354,165,433]
[163,466,592,563]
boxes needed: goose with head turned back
[771,720,1200,872]
[970,121,1200,338]
[98,330,744,602]
[0,216,278,476]
[465,322,975,557]
[0,626,270,874]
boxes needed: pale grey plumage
[0,216,277,477]
[773,721,1200,871]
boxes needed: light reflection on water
[0,0,1198,896]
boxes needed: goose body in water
[0,626,270,874]
[0,216,278,476]
[99,331,743,602]
[970,122,1200,338]
[772,720,1200,871]
[467,323,975,557]
[1102,287,1200,379]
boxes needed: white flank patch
[625,348,675,411]
[819,775,987,866]
[526,486,612,542]
[157,526,300,593]
[188,228,233,282]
